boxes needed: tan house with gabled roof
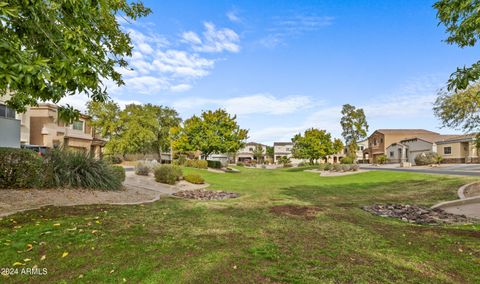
[364,129,440,163]
[436,134,479,163]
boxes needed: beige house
[236,142,267,162]
[436,134,479,163]
[364,129,440,163]
[273,142,303,165]
[26,104,105,157]
[385,135,454,164]
[0,96,104,157]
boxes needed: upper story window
[286,147,291,151]
[249,147,253,152]
[72,120,84,131]
[0,103,16,119]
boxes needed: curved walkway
[0,172,207,218]
[432,182,480,219]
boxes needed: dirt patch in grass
[270,205,322,220]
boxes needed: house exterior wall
[0,117,20,148]
[437,142,468,163]
[403,139,434,164]
[236,143,267,162]
[273,143,303,165]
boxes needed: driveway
[360,164,480,177]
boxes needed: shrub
[324,163,332,171]
[332,163,343,172]
[351,164,360,171]
[297,162,306,167]
[184,159,208,169]
[376,155,388,164]
[207,160,222,169]
[0,147,43,189]
[104,155,123,164]
[184,174,205,184]
[135,163,150,176]
[111,165,126,182]
[236,162,245,167]
[44,150,123,190]
[177,155,187,165]
[414,152,441,166]
[341,164,351,172]
[341,156,355,164]
[154,165,182,185]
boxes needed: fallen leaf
[62,252,69,258]
[23,258,31,262]
[91,230,98,234]
[26,244,33,251]
[40,255,46,261]
[110,269,115,274]
[53,223,61,227]
[13,262,24,266]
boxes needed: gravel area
[363,204,473,225]
[173,189,239,200]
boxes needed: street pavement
[359,164,480,177]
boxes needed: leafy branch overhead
[0,0,151,119]
[433,1,480,135]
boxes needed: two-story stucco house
[236,142,267,162]
[273,142,304,165]
[26,103,105,157]
[364,129,440,163]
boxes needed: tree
[433,1,480,138]
[340,104,368,159]
[0,1,151,122]
[333,138,344,154]
[87,102,180,158]
[278,156,291,167]
[252,144,264,163]
[291,128,336,164]
[146,105,181,161]
[266,146,274,162]
[434,1,480,92]
[172,109,249,159]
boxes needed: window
[0,103,15,119]
[249,147,253,152]
[390,151,394,158]
[360,146,364,150]
[286,147,291,151]
[444,147,452,155]
[373,139,377,146]
[72,120,84,131]
[380,138,384,143]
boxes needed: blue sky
[63,0,478,144]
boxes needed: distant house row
[363,129,478,164]
[0,97,104,157]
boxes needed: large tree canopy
[0,0,150,121]
[433,1,480,136]
[434,0,480,92]
[291,128,337,164]
[340,104,368,159]
[172,109,249,158]
[87,101,180,157]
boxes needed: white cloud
[226,10,242,23]
[259,13,334,48]
[172,93,312,115]
[182,22,240,53]
[170,84,192,92]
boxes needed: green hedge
[184,174,205,184]
[154,165,183,185]
[184,159,208,169]
[0,147,43,189]
[207,160,222,169]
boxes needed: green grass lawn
[1,168,479,283]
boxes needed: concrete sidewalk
[442,203,480,219]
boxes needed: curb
[431,182,480,210]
